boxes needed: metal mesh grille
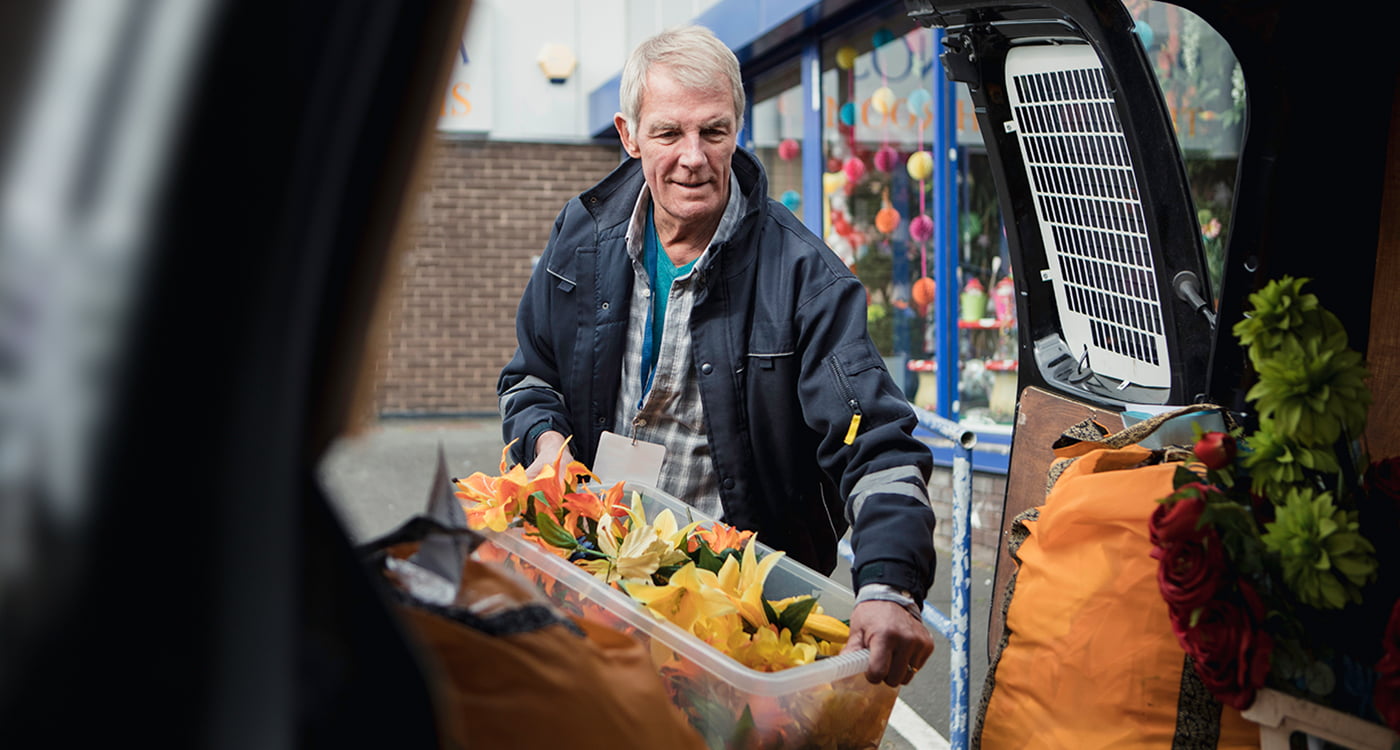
[1005,45,1169,387]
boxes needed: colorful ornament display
[906,88,932,120]
[912,277,936,309]
[842,157,867,184]
[875,205,901,234]
[781,190,801,212]
[907,151,934,182]
[870,87,896,116]
[873,145,899,173]
[822,171,846,195]
[778,138,800,161]
[835,46,858,70]
[909,214,935,243]
[838,102,857,127]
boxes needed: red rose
[1172,581,1273,710]
[1193,431,1237,471]
[1152,525,1227,613]
[1365,457,1400,502]
[1376,598,1400,732]
[1149,485,1211,548]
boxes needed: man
[498,25,936,687]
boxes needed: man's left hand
[842,600,934,687]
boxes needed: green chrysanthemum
[1246,336,1371,446]
[1261,488,1377,609]
[1242,422,1340,501]
[1233,276,1347,361]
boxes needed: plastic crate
[475,483,899,749]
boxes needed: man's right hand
[525,430,573,478]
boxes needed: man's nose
[678,133,705,168]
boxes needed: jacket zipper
[827,359,863,445]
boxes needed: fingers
[847,600,936,686]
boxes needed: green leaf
[776,596,820,634]
[731,705,757,748]
[532,509,579,549]
[1172,465,1200,490]
[693,538,725,574]
[761,597,780,627]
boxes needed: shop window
[819,19,1016,426]
[749,64,804,216]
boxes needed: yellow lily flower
[716,537,786,629]
[727,626,818,672]
[589,513,671,584]
[802,612,851,645]
[649,508,701,566]
[624,562,736,633]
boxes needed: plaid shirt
[612,176,742,520]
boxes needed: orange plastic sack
[978,446,1258,749]
[380,544,707,750]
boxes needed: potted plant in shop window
[1147,277,1400,743]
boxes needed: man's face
[616,66,737,235]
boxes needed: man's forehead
[638,68,734,122]
[643,113,734,131]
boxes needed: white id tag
[592,430,666,488]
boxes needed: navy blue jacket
[498,149,937,601]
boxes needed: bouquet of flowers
[1148,276,1400,729]
[453,442,851,672]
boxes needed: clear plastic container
[475,483,899,749]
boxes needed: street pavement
[318,416,994,748]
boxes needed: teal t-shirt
[641,205,697,397]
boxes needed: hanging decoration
[835,46,858,71]
[912,276,936,314]
[842,156,866,184]
[906,150,934,182]
[778,138,800,161]
[906,88,932,129]
[870,86,896,117]
[780,190,802,212]
[907,31,936,305]
[838,101,858,127]
[875,196,901,235]
[909,214,934,244]
[874,144,899,173]
[823,170,847,195]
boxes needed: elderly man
[498,25,936,686]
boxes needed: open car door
[905,0,1399,654]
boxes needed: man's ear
[615,113,641,158]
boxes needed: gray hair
[619,25,745,135]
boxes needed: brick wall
[374,138,623,415]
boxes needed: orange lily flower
[687,522,756,554]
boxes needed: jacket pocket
[826,339,885,445]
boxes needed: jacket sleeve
[497,202,577,467]
[794,263,938,605]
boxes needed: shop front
[589,0,1244,474]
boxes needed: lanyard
[638,208,661,411]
